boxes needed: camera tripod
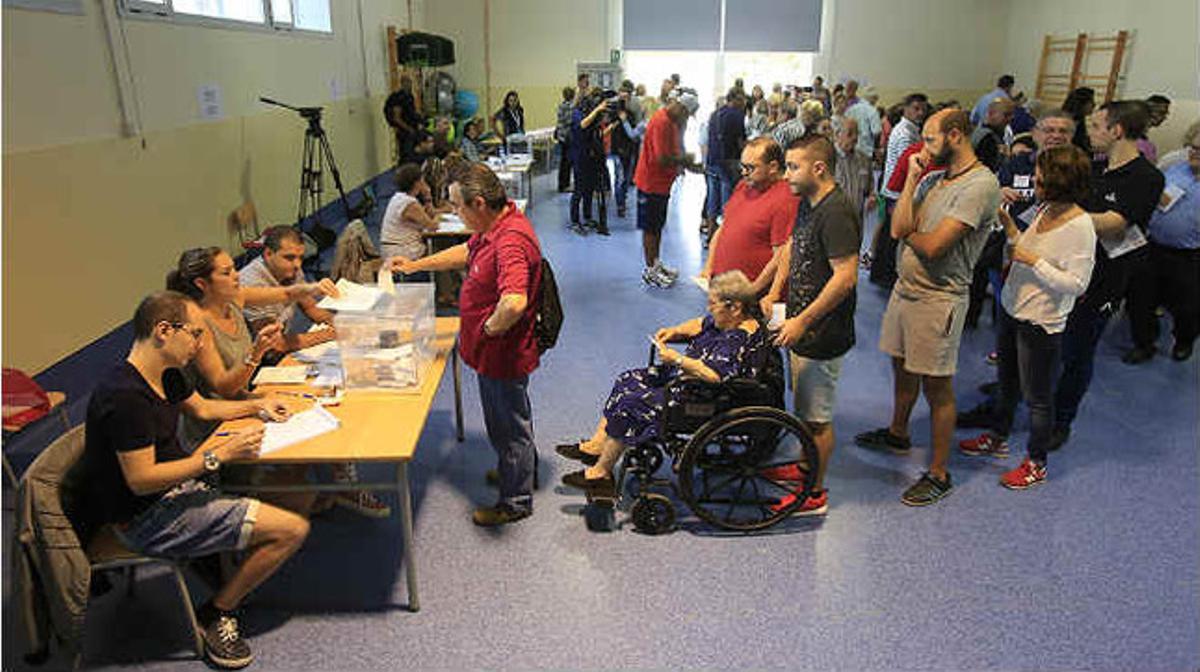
[260,97,365,251]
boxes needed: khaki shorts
[879,290,968,377]
[789,353,843,424]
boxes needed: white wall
[815,0,1010,104]
[1002,0,1200,149]
[1,1,419,372]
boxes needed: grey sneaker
[642,266,672,288]
[900,472,953,507]
[654,259,679,279]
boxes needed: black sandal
[555,441,599,466]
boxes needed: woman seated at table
[558,271,769,495]
[167,247,389,517]
[381,163,453,268]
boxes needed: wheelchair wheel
[630,493,676,535]
[677,406,819,532]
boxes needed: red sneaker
[759,462,808,482]
[958,432,1009,458]
[1000,459,1047,490]
[770,489,828,516]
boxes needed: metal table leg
[396,462,420,612]
[452,344,464,442]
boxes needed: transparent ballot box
[334,283,436,391]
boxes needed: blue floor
[4,170,1198,671]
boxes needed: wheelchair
[584,344,820,535]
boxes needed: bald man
[856,108,1000,507]
[972,97,1017,173]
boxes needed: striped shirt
[881,117,921,200]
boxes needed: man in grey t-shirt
[855,108,1000,507]
[240,226,335,354]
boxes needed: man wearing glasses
[702,137,799,296]
[71,291,310,669]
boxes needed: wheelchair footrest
[583,497,616,533]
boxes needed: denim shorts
[116,480,259,559]
[636,190,670,232]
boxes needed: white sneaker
[654,259,679,280]
[642,266,672,288]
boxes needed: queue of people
[59,69,1195,669]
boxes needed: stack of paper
[261,405,340,455]
[252,365,309,385]
[316,278,384,312]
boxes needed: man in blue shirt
[705,88,748,223]
[1127,139,1200,361]
[970,74,1014,126]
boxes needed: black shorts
[636,190,670,232]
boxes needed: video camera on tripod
[260,97,373,253]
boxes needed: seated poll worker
[389,161,544,527]
[380,163,454,274]
[167,247,391,518]
[555,271,770,496]
[240,226,336,352]
[70,290,309,670]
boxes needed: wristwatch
[202,449,221,473]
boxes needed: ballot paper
[1100,224,1148,260]
[252,365,309,385]
[260,405,340,455]
[291,339,339,364]
[316,278,384,312]
[692,276,710,292]
[1158,183,1185,213]
[377,263,396,295]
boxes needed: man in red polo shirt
[634,92,701,287]
[391,163,543,526]
[701,137,799,293]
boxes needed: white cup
[769,303,786,330]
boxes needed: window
[121,0,332,33]
[174,0,263,24]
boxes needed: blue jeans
[1053,300,1113,429]
[477,374,536,513]
[610,152,634,211]
[992,310,1061,464]
[704,164,737,219]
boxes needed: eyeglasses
[167,322,205,341]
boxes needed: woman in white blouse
[959,145,1097,490]
[380,163,451,269]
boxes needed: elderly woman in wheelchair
[557,271,821,533]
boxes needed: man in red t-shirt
[633,93,701,287]
[701,137,799,293]
[392,163,543,527]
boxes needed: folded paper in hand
[261,405,340,455]
[316,278,384,312]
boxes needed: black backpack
[510,229,563,354]
[532,258,563,354]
